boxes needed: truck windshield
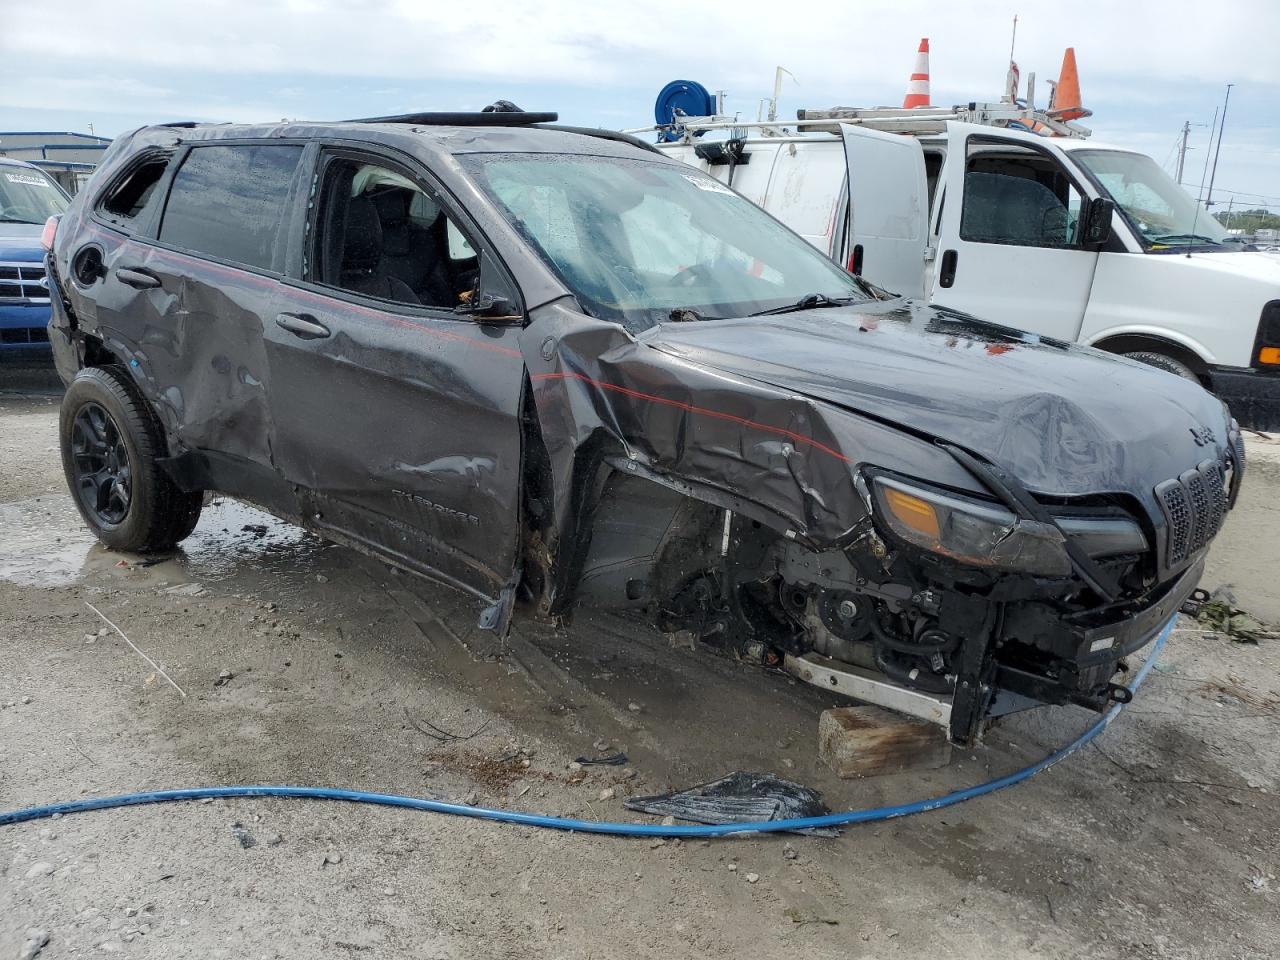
[1071,149,1229,249]
[460,153,868,332]
[0,167,69,224]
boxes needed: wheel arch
[1088,332,1211,380]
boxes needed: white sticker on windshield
[5,173,50,187]
[682,174,734,196]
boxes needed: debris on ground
[575,751,628,766]
[625,772,835,835]
[403,707,492,744]
[162,582,206,597]
[214,669,233,687]
[19,928,51,960]
[782,907,839,926]
[1195,597,1279,644]
[231,822,256,849]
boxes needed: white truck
[644,105,1280,430]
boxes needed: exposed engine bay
[573,462,1225,745]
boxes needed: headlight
[871,476,1072,576]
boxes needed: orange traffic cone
[1048,47,1092,120]
[903,38,931,108]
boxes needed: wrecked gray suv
[45,111,1243,744]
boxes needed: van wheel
[1123,351,1199,382]
[60,366,204,552]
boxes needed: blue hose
[0,618,1174,835]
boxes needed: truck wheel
[60,366,204,553]
[1124,351,1198,382]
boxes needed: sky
[2,0,1278,210]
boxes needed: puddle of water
[0,497,99,587]
[0,494,327,589]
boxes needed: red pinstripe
[532,371,852,465]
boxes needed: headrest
[341,195,383,273]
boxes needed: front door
[930,121,1100,340]
[265,146,526,605]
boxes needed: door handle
[116,267,161,290]
[938,249,958,288]
[275,312,331,340]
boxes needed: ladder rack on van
[623,102,1091,142]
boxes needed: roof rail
[623,102,1091,142]
[347,111,559,127]
[534,124,664,155]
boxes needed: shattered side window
[97,156,169,230]
[158,144,303,272]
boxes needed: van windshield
[1071,149,1229,249]
[0,167,69,224]
[460,153,869,332]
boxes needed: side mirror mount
[456,292,520,321]
[1083,197,1115,247]
[453,250,523,324]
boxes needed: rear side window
[98,156,170,229]
[159,144,303,271]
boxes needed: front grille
[1156,458,1228,568]
[0,261,50,304]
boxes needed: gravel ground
[2,360,1278,959]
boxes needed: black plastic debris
[625,772,836,835]
[574,752,629,766]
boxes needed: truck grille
[1155,458,1228,568]
[0,261,51,304]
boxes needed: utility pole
[1175,121,1191,185]
[1205,83,1233,207]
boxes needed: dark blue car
[1,157,71,352]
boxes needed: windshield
[459,153,869,332]
[1071,149,1228,248]
[0,167,69,224]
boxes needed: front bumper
[1208,365,1280,432]
[997,556,1203,708]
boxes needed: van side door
[838,124,929,297]
[265,144,526,608]
[761,140,846,256]
[930,121,1102,340]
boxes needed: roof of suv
[128,118,666,163]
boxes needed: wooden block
[818,705,952,779]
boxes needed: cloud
[6,0,1278,92]
[2,0,1276,201]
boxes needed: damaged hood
[640,300,1231,497]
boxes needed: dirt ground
[2,358,1278,960]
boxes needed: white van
[653,114,1280,430]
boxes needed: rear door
[146,142,306,489]
[838,124,929,297]
[265,144,526,606]
[929,121,1100,339]
[83,142,305,501]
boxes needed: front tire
[1123,350,1199,382]
[59,365,203,552]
